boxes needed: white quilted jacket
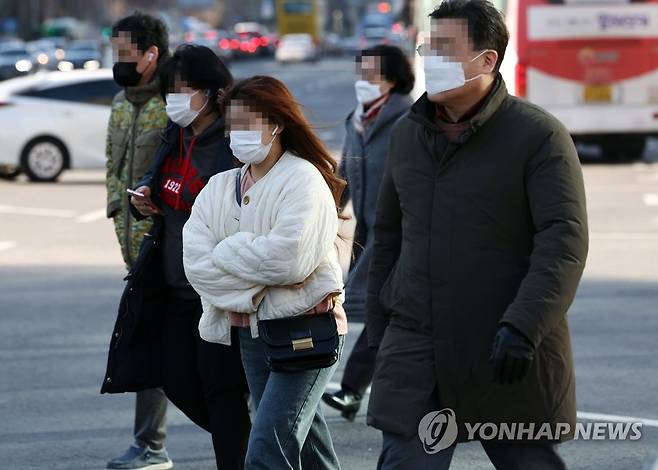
[182,151,345,345]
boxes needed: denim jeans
[238,328,344,470]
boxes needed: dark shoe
[322,389,362,421]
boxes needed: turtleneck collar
[125,77,161,105]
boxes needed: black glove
[489,324,535,385]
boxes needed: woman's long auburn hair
[221,76,346,212]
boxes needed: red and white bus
[413,0,658,160]
[501,0,658,160]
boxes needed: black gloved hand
[489,324,535,385]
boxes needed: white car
[275,34,318,63]
[0,69,120,182]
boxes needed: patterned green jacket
[106,78,168,270]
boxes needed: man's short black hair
[112,11,169,63]
[159,44,234,112]
[430,0,509,72]
[358,45,415,94]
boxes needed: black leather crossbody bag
[258,312,340,373]
[235,170,340,373]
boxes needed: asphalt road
[1,57,658,470]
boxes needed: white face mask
[166,90,208,127]
[229,126,279,165]
[354,80,383,104]
[423,50,493,96]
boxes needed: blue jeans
[238,328,344,470]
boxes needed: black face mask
[112,62,142,87]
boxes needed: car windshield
[69,42,96,52]
[31,41,55,49]
[0,49,28,57]
[364,27,388,38]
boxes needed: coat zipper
[124,104,142,268]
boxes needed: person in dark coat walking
[322,45,414,421]
[366,1,589,468]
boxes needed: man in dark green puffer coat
[366,1,588,468]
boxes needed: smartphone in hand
[126,188,145,198]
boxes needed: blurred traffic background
[0,0,417,181]
[0,0,657,181]
[1,0,658,469]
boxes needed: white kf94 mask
[166,90,208,127]
[229,125,279,165]
[423,50,494,95]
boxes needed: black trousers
[341,326,378,396]
[378,431,567,470]
[161,291,251,470]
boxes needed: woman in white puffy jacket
[182,76,348,469]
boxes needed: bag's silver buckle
[292,337,314,351]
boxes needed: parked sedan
[0,69,120,182]
[275,34,318,63]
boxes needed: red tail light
[515,63,527,98]
[230,39,240,50]
[219,39,230,49]
[260,37,269,47]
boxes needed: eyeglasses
[415,43,431,57]
[416,38,459,58]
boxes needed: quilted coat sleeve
[365,154,402,348]
[338,114,353,210]
[182,174,265,313]
[211,168,339,287]
[105,95,121,219]
[500,128,589,347]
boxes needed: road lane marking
[75,209,106,224]
[636,173,658,183]
[643,194,658,207]
[325,412,658,427]
[326,382,658,428]
[591,232,658,240]
[0,204,76,218]
[0,204,107,222]
[577,411,658,428]
[0,241,17,252]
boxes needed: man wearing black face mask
[105,11,172,470]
